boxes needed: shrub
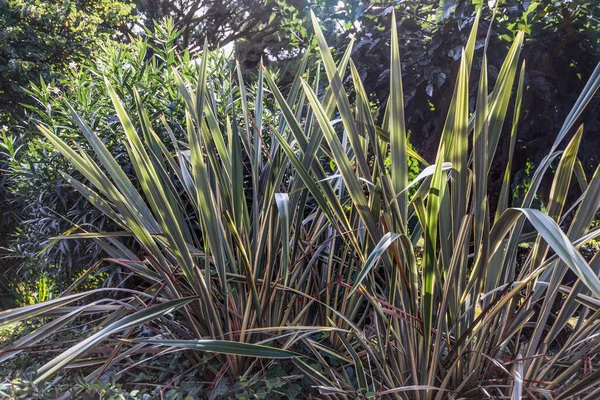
[3,19,239,287]
[0,0,135,125]
[2,9,600,399]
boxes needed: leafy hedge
[2,20,245,295]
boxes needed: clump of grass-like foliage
[2,9,600,399]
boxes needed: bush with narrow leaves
[3,8,600,399]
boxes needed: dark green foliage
[0,0,135,303]
[349,0,600,212]
[2,21,237,288]
[0,0,134,125]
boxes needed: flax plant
[3,8,600,399]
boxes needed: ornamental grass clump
[2,9,600,399]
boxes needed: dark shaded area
[352,4,600,215]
